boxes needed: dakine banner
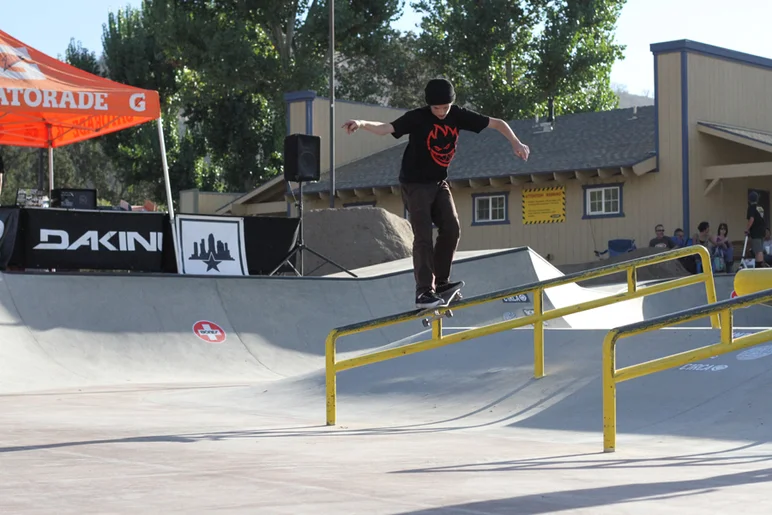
[175,214,249,276]
[241,216,300,275]
[0,207,20,269]
[23,208,167,271]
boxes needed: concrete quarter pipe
[1,247,771,514]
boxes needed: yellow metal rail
[326,245,717,426]
[734,268,772,297]
[602,287,772,453]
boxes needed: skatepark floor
[4,380,771,515]
[2,248,772,514]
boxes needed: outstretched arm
[488,118,530,161]
[342,119,394,136]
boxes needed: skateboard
[418,286,464,327]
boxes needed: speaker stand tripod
[269,181,358,278]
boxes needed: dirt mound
[558,246,693,286]
[299,207,414,276]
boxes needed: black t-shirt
[747,204,766,239]
[390,105,490,183]
[649,236,675,249]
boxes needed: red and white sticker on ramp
[193,320,227,343]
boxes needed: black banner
[243,216,299,275]
[23,208,168,272]
[0,207,20,269]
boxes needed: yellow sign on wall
[522,186,566,224]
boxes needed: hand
[342,119,360,134]
[513,140,530,161]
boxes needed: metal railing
[325,245,717,425]
[602,287,772,453]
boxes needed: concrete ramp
[155,325,772,446]
[328,247,645,330]
[529,252,644,328]
[1,247,769,395]
[641,276,772,328]
[0,249,555,393]
[0,274,270,393]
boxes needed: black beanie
[425,78,455,105]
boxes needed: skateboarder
[342,78,530,308]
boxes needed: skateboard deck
[418,285,464,327]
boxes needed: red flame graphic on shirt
[426,124,459,167]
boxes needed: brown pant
[401,180,461,296]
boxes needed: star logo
[187,232,234,273]
[203,253,222,272]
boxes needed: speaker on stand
[269,134,357,278]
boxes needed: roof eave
[295,153,658,198]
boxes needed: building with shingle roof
[191,39,772,268]
[300,104,656,195]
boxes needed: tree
[145,0,286,192]
[335,31,440,108]
[62,39,103,76]
[98,3,198,208]
[411,0,626,120]
[0,147,39,205]
[528,0,626,117]
[54,39,125,205]
[137,0,407,192]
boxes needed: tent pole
[156,117,181,274]
[157,117,175,220]
[47,124,53,196]
[328,0,335,208]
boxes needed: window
[473,193,508,225]
[583,185,623,218]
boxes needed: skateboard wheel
[446,310,454,318]
[422,319,430,327]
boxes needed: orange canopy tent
[0,28,176,222]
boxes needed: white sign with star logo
[175,214,249,276]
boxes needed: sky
[3,0,772,97]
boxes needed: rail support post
[697,247,721,329]
[326,333,337,426]
[432,317,442,341]
[719,309,733,344]
[534,288,545,379]
[602,332,617,453]
[627,267,637,294]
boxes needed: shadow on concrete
[0,379,584,454]
[392,442,772,474]
[391,461,772,514]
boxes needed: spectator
[713,222,734,273]
[649,224,675,249]
[692,221,718,249]
[692,221,719,273]
[672,228,687,248]
[763,228,772,266]
[670,227,696,273]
